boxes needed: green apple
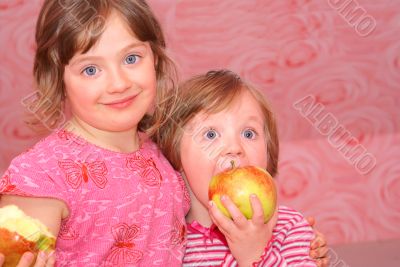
[0,205,56,267]
[209,165,277,223]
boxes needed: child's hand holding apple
[208,165,278,266]
[208,164,277,222]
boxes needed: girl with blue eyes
[0,1,188,266]
[154,70,328,266]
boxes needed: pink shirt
[184,206,317,267]
[0,129,190,266]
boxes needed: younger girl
[154,70,323,266]
[0,0,188,266]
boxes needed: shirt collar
[187,220,228,246]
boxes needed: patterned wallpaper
[0,0,399,246]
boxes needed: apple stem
[230,160,235,169]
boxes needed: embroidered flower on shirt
[105,223,143,265]
[126,153,162,187]
[58,159,108,189]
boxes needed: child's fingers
[208,209,229,237]
[45,251,56,267]
[219,195,247,227]
[311,231,327,249]
[208,200,235,233]
[249,194,265,225]
[310,245,329,260]
[266,206,278,230]
[308,217,328,252]
[306,216,316,227]
[315,256,330,267]
[0,254,5,266]
[16,252,35,267]
[33,251,48,267]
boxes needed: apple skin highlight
[209,166,277,223]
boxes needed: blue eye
[125,54,138,64]
[204,129,219,140]
[83,66,97,76]
[243,129,256,139]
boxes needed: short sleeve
[0,152,72,211]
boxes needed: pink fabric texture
[184,206,316,267]
[0,129,190,266]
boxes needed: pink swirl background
[1,0,399,246]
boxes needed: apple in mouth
[209,164,277,223]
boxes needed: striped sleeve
[183,232,230,266]
[184,207,317,267]
[221,253,237,267]
[251,207,317,267]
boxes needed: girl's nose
[108,67,132,93]
[221,135,244,157]
[216,135,245,172]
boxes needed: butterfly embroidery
[58,159,108,189]
[0,172,16,193]
[171,216,186,246]
[57,130,72,140]
[105,223,143,266]
[57,130,86,146]
[126,153,162,187]
[178,175,191,206]
[58,221,78,240]
[0,172,29,196]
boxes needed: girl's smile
[103,94,138,109]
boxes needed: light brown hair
[152,69,279,177]
[28,0,176,132]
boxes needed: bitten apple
[0,205,56,267]
[209,165,277,223]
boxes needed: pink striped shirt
[183,206,317,267]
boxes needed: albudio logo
[293,95,376,175]
[328,0,376,37]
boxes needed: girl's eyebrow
[69,55,101,66]
[68,42,148,66]
[245,115,264,123]
[121,42,148,53]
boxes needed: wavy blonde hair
[27,0,177,132]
